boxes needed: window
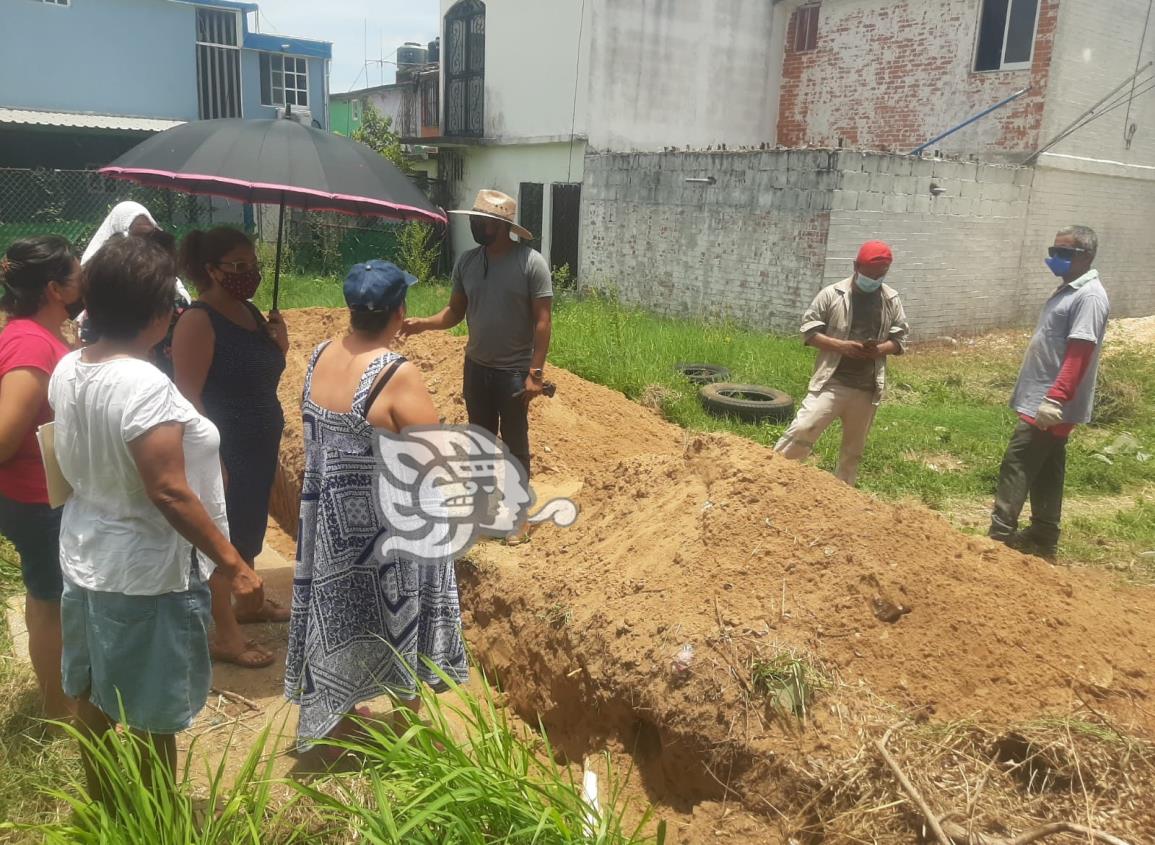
[41,0,70,6]
[260,54,309,108]
[793,5,820,53]
[195,8,242,119]
[444,0,485,137]
[419,70,440,131]
[351,99,363,123]
[974,0,1040,71]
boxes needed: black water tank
[427,37,440,64]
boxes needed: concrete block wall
[580,151,833,332]
[825,154,1034,338]
[580,149,1151,338]
[1020,165,1155,322]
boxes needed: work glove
[1034,398,1064,430]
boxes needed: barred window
[195,8,242,119]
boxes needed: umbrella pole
[272,192,286,310]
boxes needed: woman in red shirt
[0,236,82,719]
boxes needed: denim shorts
[0,494,63,601]
[61,572,211,734]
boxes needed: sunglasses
[1047,246,1088,260]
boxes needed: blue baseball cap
[344,260,418,312]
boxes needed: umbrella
[99,113,447,308]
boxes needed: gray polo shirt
[1010,269,1110,425]
[452,244,553,370]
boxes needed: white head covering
[75,202,191,338]
[81,201,158,265]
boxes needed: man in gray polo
[989,225,1110,561]
[402,189,553,483]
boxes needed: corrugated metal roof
[0,108,184,133]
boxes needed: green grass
[261,271,1155,516]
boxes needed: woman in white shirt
[49,234,263,801]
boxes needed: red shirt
[1017,339,1097,440]
[0,319,70,504]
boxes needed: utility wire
[1123,0,1154,146]
[566,0,588,182]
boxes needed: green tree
[352,102,408,173]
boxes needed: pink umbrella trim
[98,166,448,226]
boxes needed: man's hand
[863,339,896,360]
[521,374,545,408]
[265,309,289,354]
[400,318,427,337]
[838,339,870,359]
[1034,398,1064,430]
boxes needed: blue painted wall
[2,0,329,124]
[0,0,199,120]
[240,51,328,128]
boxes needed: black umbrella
[99,115,446,308]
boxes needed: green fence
[0,168,451,279]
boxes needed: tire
[699,383,794,423]
[675,362,732,385]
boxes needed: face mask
[65,297,85,320]
[218,268,261,300]
[471,218,496,247]
[855,273,884,293]
[1045,256,1072,277]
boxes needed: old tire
[699,383,794,423]
[676,362,732,385]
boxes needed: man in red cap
[774,241,909,485]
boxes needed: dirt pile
[273,309,1155,839]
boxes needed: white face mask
[855,273,884,293]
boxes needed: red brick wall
[777,0,1058,157]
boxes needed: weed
[749,648,829,720]
[538,603,572,629]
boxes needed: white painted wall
[585,0,787,152]
[1038,0,1155,170]
[447,141,587,264]
[439,0,591,142]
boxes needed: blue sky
[251,0,441,93]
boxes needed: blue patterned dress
[284,342,469,748]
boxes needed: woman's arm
[0,369,50,464]
[364,362,440,431]
[128,422,262,603]
[171,308,214,415]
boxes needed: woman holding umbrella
[172,227,288,669]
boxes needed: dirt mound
[273,309,1155,838]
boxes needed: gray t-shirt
[1010,269,1110,425]
[452,244,553,370]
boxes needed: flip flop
[235,598,292,625]
[211,640,275,669]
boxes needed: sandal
[211,640,275,669]
[235,598,292,625]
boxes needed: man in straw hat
[403,189,553,492]
[773,240,909,486]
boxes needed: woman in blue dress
[285,260,468,751]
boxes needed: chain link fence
[0,168,452,279]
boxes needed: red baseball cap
[856,240,894,268]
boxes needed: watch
[529,368,545,381]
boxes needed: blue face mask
[855,273,884,293]
[1045,255,1072,277]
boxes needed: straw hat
[449,189,533,240]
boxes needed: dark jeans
[989,421,1067,550]
[462,357,532,478]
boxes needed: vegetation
[352,103,408,173]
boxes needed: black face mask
[471,218,496,247]
[65,298,85,320]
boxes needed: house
[0,0,332,169]
[425,0,785,270]
[579,0,1155,337]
